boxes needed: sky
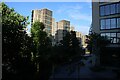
[5,2,92,35]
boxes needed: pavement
[49,55,117,80]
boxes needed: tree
[31,21,52,80]
[59,31,83,63]
[2,2,35,80]
[86,33,110,66]
[31,21,52,60]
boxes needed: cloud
[67,7,92,22]
[56,4,92,22]
[69,13,92,21]
[56,3,91,34]
[56,4,83,13]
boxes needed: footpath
[49,56,117,80]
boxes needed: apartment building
[55,20,70,43]
[82,35,87,48]
[92,1,120,66]
[76,31,87,47]
[31,8,52,35]
[92,1,120,45]
[70,26,75,31]
[51,18,57,46]
[52,18,57,36]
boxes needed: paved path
[49,56,117,80]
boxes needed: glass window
[46,21,50,24]
[106,33,110,39]
[117,18,120,28]
[101,33,106,37]
[110,33,116,43]
[110,4,116,14]
[105,5,110,15]
[106,19,110,29]
[100,19,105,29]
[47,27,51,30]
[111,33,116,37]
[100,6,105,16]
[110,18,116,29]
[117,33,120,43]
[116,3,120,13]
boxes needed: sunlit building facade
[55,20,70,43]
[52,18,57,36]
[70,26,75,31]
[76,31,82,46]
[76,31,87,47]
[31,8,52,35]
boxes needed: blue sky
[5,2,92,35]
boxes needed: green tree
[31,21,52,80]
[86,33,110,66]
[31,21,52,60]
[2,2,35,80]
[59,31,83,63]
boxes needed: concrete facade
[76,31,87,47]
[92,2,100,34]
[55,20,70,43]
[52,18,57,36]
[92,1,120,67]
[92,1,120,47]
[70,26,75,31]
[31,8,52,35]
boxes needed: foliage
[31,21,52,80]
[56,31,83,63]
[86,33,110,53]
[2,2,86,80]
[2,2,35,80]
[86,33,111,66]
[31,21,52,60]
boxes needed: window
[117,33,120,43]
[110,18,116,29]
[116,3,120,13]
[105,5,110,15]
[46,21,51,24]
[101,33,106,36]
[110,4,116,14]
[117,18,120,28]
[47,26,51,30]
[101,18,118,30]
[110,33,116,43]
[64,26,69,30]
[106,33,110,39]
[106,19,110,29]
[100,3,120,16]
[100,6,105,16]
[100,19,105,29]
[101,33,120,44]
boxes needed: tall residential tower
[55,20,70,43]
[31,8,52,35]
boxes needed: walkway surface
[49,55,117,80]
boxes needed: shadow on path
[49,56,117,80]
